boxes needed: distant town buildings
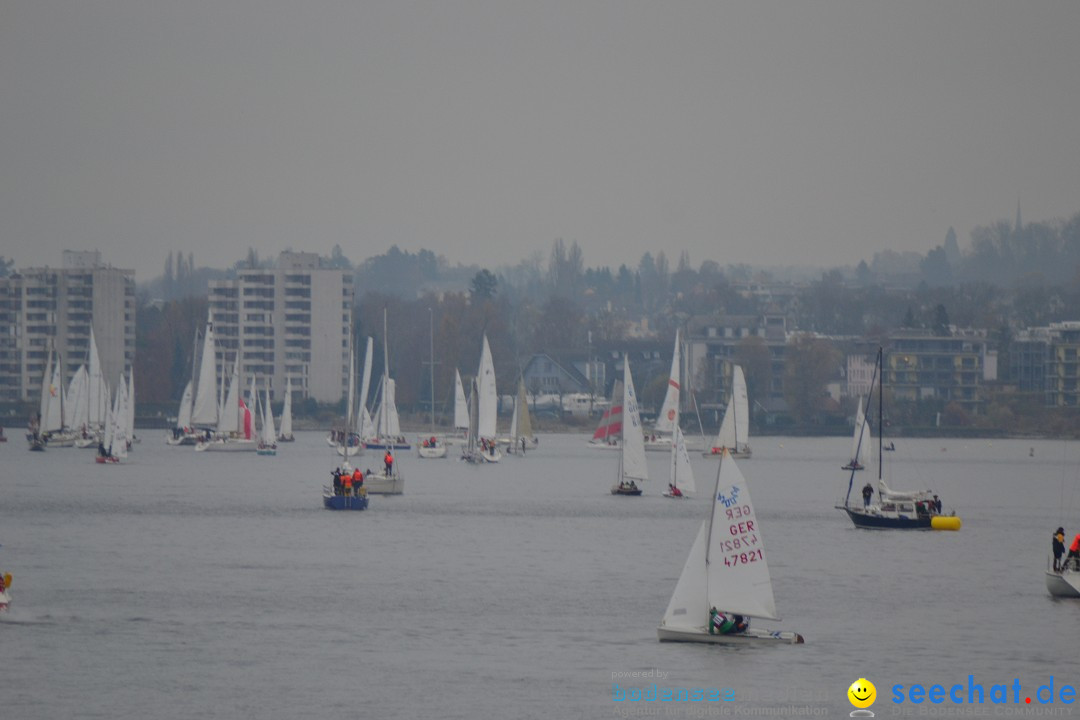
[0,251,135,404]
[207,251,352,404]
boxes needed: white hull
[364,473,405,495]
[657,626,803,644]
[1046,570,1080,598]
[195,439,256,452]
[587,440,621,450]
[417,443,447,459]
[645,435,703,453]
[165,432,199,446]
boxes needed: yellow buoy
[931,516,962,531]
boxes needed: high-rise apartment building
[0,250,135,403]
[207,251,352,404]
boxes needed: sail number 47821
[723,549,763,567]
[716,533,758,553]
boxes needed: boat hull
[611,486,643,496]
[363,440,412,451]
[657,626,804,644]
[840,506,931,530]
[703,447,751,459]
[1046,570,1080,598]
[417,443,447,459]
[322,493,369,511]
[165,433,199,446]
[194,440,257,452]
[364,474,405,495]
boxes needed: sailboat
[333,340,362,457]
[195,357,256,451]
[277,377,295,442]
[364,311,411,451]
[418,313,447,459]
[96,374,130,463]
[841,396,871,471]
[28,347,75,449]
[704,365,751,459]
[257,386,278,456]
[475,334,501,462]
[611,356,646,496]
[588,380,623,450]
[657,448,804,644]
[503,379,538,455]
[662,425,696,499]
[189,313,219,442]
[441,369,470,446]
[645,330,692,452]
[836,348,962,531]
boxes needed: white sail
[358,337,374,438]
[127,368,136,440]
[278,377,293,439]
[218,357,240,434]
[43,352,65,433]
[661,520,710,630]
[176,380,194,430]
[669,424,696,495]
[705,453,779,620]
[113,380,129,459]
[102,384,115,452]
[191,317,219,427]
[384,379,401,436]
[733,366,749,451]
[655,330,682,433]
[68,365,89,432]
[39,351,53,429]
[345,344,356,431]
[850,397,871,469]
[477,335,498,440]
[453,369,469,430]
[262,387,277,445]
[711,365,750,454]
[619,356,648,484]
[88,328,107,428]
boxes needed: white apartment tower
[207,251,352,404]
[0,250,135,403]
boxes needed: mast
[429,308,435,433]
[877,347,884,481]
[382,307,389,439]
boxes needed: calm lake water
[2,431,1079,718]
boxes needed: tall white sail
[732,365,749,451]
[43,352,65,433]
[218,357,240,434]
[669,425,696,495]
[851,397,871,469]
[453,369,469,430]
[127,368,136,440]
[88,329,106,428]
[102,385,115,452]
[191,318,219,427]
[39,351,54,428]
[176,380,194,430]
[68,365,89,432]
[278,378,293,439]
[345,344,356,431]
[113,380,129,459]
[477,335,498,439]
[516,380,533,441]
[705,453,779,620]
[619,356,648,484]
[262,387,277,445]
[384,379,401,436]
[358,337,374,438]
[655,330,681,433]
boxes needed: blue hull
[842,507,930,530]
[323,495,369,511]
[363,442,412,451]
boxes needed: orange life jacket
[1071,534,1080,553]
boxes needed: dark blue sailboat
[836,348,961,531]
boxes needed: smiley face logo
[847,678,876,709]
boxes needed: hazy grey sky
[3,1,1079,280]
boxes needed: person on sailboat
[352,467,363,494]
[1066,533,1080,571]
[1052,528,1066,572]
[668,483,682,498]
[862,482,873,508]
[384,451,394,476]
[709,607,749,635]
